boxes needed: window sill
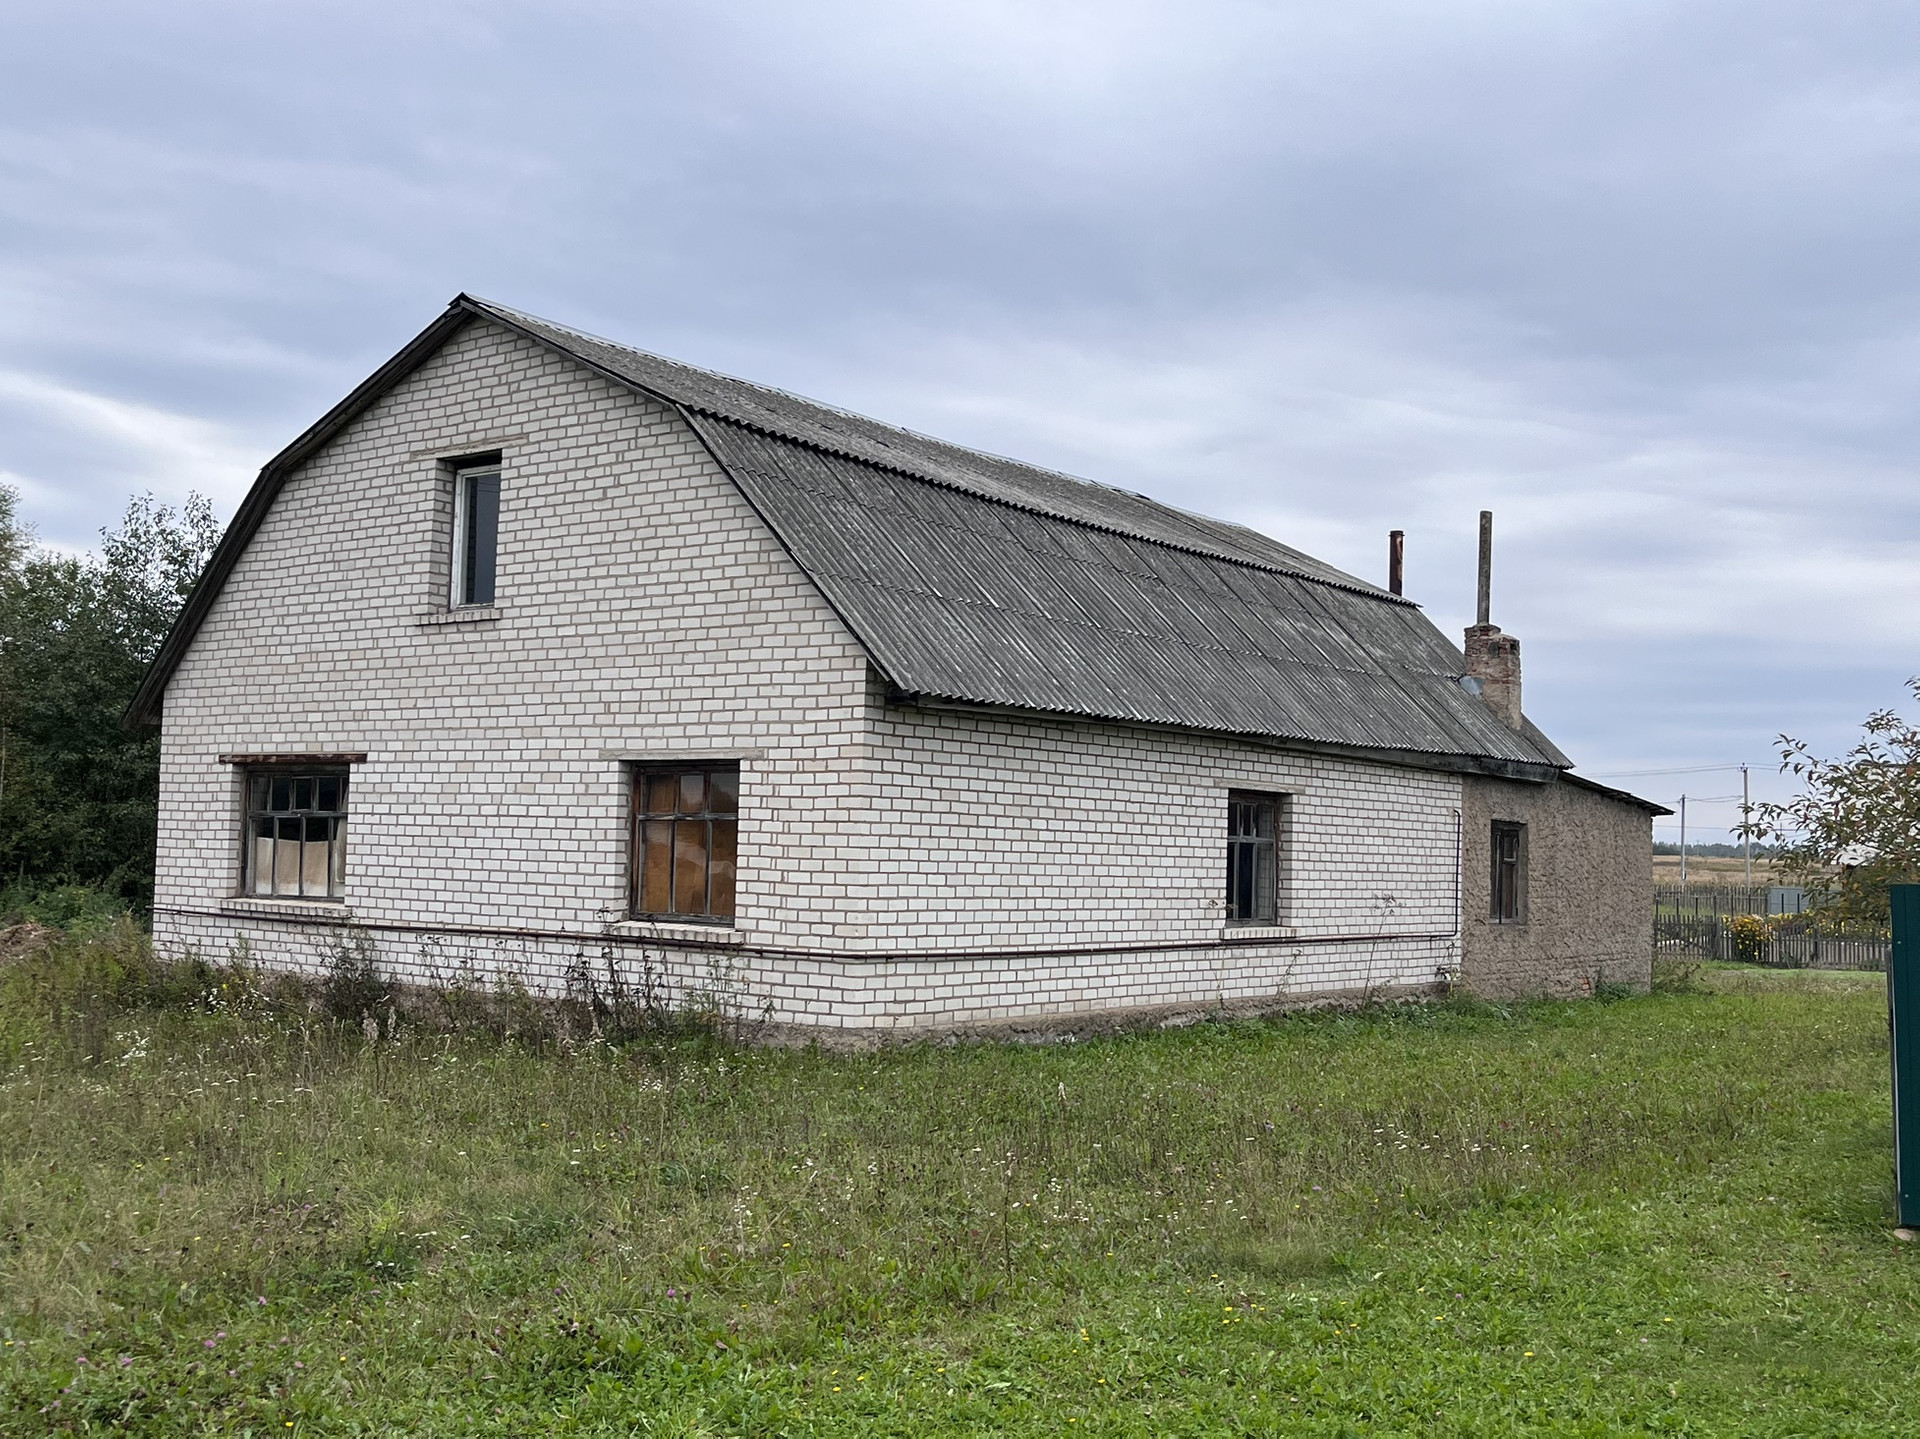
[418,606,501,627]
[1221,924,1299,942]
[604,918,744,944]
[220,896,352,920]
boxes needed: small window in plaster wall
[1491,820,1526,923]
[450,455,501,606]
[629,765,739,923]
[1226,791,1284,924]
[243,769,349,900]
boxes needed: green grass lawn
[2,929,1916,1435]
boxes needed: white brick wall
[855,702,1461,951]
[153,317,1465,1032]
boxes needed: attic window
[450,455,501,607]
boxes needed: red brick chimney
[1463,510,1523,729]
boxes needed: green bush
[0,879,130,929]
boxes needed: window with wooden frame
[629,766,739,922]
[1491,820,1526,923]
[243,769,349,900]
[450,454,501,607]
[1226,790,1283,925]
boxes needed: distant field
[1,926,1914,1435]
[1651,854,1787,885]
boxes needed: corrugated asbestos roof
[467,299,1568,772]
[477,300,1374,591]
[128,295,1573,775]
[693,417,1566,767]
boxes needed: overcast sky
[3,1,1915,839]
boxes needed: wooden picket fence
[1653,887,1888,972]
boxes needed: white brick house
[130,297,1663,1033]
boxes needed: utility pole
[1679,794,1688,891]
[1741,764,1752,889]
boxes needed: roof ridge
[466,295,956,447]
[461,295,1413,606]
[690,409,1415,603]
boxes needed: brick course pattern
[153,319,1477,1032]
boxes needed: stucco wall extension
[1458,775,1654,999]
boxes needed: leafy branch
[1743,676,1920,925]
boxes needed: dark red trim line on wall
[154,905,1459,964]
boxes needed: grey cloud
[1,0,1915,838]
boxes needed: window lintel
[220,752,367,766]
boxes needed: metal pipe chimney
[1476,510,1492,627]
[1388,530,1404,596]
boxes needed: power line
[1586,763,1749,778]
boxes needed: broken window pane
[331,819,348,894]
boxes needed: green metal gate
[1890,885,1920,1229]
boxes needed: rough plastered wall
[1458,775,1654,998]
[152,317,877,978]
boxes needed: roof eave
[1557,770,1673,815]
[885,688,1566,783]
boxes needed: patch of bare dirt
[0,921,57,964]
